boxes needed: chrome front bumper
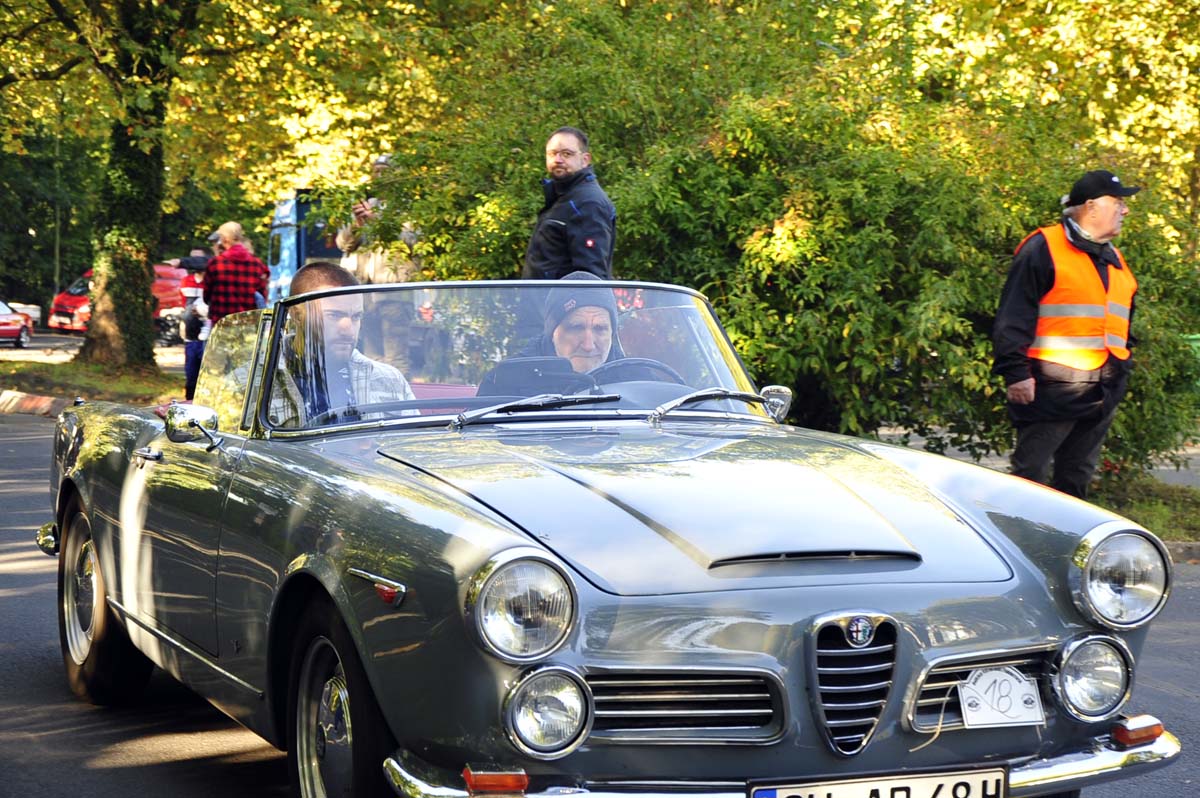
[385,728,1180,798]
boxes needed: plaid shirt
[269,349,418,428]
[204,243,269,322]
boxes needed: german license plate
[753,767,1005,798]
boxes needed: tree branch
[43,0,123,88]
[0,54,84,89]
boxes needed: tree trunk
[76,111,165,368]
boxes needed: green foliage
[0,128,101,305]
[5,0,1200,471]
[356,0,1200,469]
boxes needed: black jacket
[523,167,616,279]
[991,220,1134,424]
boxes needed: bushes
[356,0,1200,469]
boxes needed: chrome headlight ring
[1050,635,1134,723]
[1069,520,1171,630]
[503,665,593,759]
[465,548,577,664]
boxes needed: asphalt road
[0,413,1195,796]
[0,414,286,798]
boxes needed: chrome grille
[586,673,778,736]
[913,651,1049,732]
[810,617,897,756]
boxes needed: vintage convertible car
[37,278,1179,798]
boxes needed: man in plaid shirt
[204,221,269,323]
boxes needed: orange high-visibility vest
[1020,224,1136,370]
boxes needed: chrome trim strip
[595,708,774,718]
[348,567,408,607]
[107,597,263,699]
[383,730,1180,798]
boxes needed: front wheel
[57,495,153,703]
[288,596,396,798]
[15,325,30,348]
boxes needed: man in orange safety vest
[992,169,1140,499]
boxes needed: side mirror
[759,385,793,423]
[165,402,220,444]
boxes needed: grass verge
[1090,474,1200,542]
[1,360,183,405]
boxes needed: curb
[1164,541,1200,564]
[0,389,71,418]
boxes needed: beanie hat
[543,271,618,337]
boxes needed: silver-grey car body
[38,279,1179,798]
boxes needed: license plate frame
[751,766,1006,798]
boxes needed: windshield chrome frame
[258,279,771,438]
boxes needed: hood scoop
[710,549,923,569]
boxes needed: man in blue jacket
[523,126,616,280]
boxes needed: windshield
[263,281,763,430]
[65,275,91,296]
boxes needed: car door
[131,310,267,657]
[134,428,246,655]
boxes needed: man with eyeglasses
[523,126,616,280]
[992,169,1141,499]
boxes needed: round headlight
[475,557,574,661]
[1076,530,1169,628]
[505,668,590,757]
[1054,638,1130,721]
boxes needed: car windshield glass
[264,281,763,430]
[65,276,90,296]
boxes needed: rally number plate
[752,767,1005,798]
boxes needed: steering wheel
[588,357,687,385]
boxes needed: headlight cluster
[1072,524,1170,629]
[469,552,586,758]
[474,556,574,661]
[1054,637,1131,721]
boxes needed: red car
[0,298,35,348]
[47,263,188,333]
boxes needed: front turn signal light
[462,765,529,794]
[1112,714,1164,748]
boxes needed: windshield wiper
[648,388,767,424]
[450,393,621,430]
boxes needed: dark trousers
[1010,401,1119,499]
[184,340,206,400]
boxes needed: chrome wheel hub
[63,519,98,666]
[297,637,354,798]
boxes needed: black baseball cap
[1066,170,1141,206]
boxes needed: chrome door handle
[133,447,163,466]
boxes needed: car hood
[377,424,1012,595]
